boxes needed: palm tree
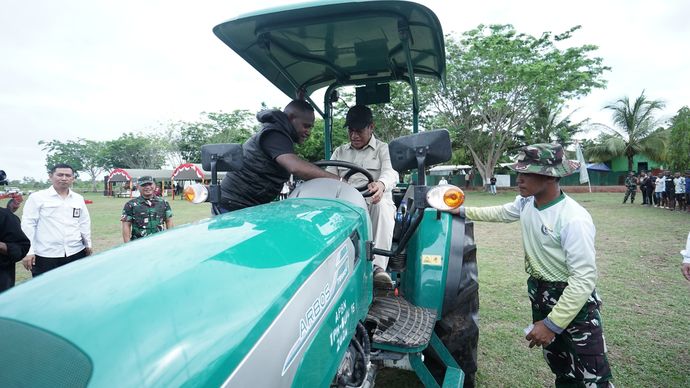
[520,103,587,147]
[586,91,667,172]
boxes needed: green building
[609,154,664,173]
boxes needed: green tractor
[0,1,479,387]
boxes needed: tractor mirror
[355,83,390,105]
[201,144,244,172]
[388,129,452,172]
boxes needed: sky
[2,0,688,181]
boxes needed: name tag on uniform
[73,208,81,218]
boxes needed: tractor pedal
[366,296,437,349]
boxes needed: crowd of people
[623,170,689,212]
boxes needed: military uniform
[622,173,637,203]
[462,144,613,387]
[121,194,173,240]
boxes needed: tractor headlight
[426,185,465,211]
[183,184,208,204]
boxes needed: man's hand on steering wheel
[367,181,385,204]
[313,160,374,197]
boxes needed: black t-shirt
[646,176,656,188]
[260,130,295,159]
[639,176,649,188]
[665,176,675,193]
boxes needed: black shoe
[374,267,394,290]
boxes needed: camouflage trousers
[622,187,636,203]
[527,277,613,388]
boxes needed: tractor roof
[213,0,446,98]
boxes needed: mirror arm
[416,146,429,186]
[208,156,221,204]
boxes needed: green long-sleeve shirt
[465,193,598,330]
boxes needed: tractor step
[366,296,437,350]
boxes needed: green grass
[5,190,690,387]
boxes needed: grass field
[5,190,690,387]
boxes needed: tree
[296,118,349,162]
[586,91,667,172]
[370,82,418,141]
[666,106,690,171]
[423,25,609,186]
[40,138,108,191]
[520,104,587,146]
[103,133,168,169]
[172,110,256,163]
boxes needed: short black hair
[49,163,75,174]
[6,198,16,209]
[284,100,314,115]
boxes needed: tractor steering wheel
[314,160,375,197]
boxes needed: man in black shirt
[664,171,676,210]
[219,100,339,212]
[639,172,651,205]
[0,207,30,292]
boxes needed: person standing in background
[0,207,30,292]
[21,164,92,277]
[121,176,173,242]
[622,171,637,204]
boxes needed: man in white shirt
[21,163,92,277]
[327,105,399,289]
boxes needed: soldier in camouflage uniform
[121,176,173,242]
[622,171,637,204]
[449,143,613,387]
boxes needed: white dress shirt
[327,135,398,270]
[21,186,92,257]
[326,134,399,201]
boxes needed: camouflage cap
[137,176,155,185]
[508,143,579,177]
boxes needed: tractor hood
[0,198,369,387]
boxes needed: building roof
[107,168,174,182]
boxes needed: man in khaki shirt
[327,105,398,288]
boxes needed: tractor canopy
[213,0,446,99]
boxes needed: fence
[427,171,631,188]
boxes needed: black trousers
[641,187,651,204]
[32,249,88,277]
[0,264,16,293]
